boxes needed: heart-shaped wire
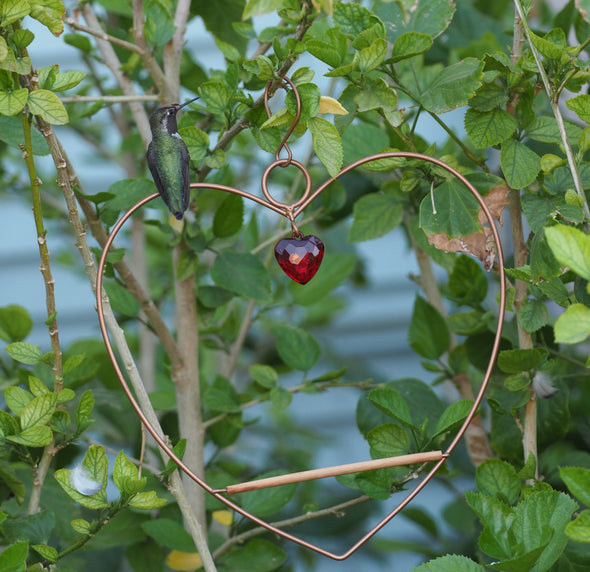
[95,78,507,560]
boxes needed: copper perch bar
[217,451,445,495]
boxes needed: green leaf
[4,386,33,416]
[545,225,590,281]
[308,116,342,178]
[374,0,455,43]
[420,58,484,114]
[144,0,175,45]
[348,191,403,242]
[518,298,548,333]
[464,108,516,148]
[560,466,590,507]
[419,179,482,238]
[2,509,55,545]
[28,376,49,396]
[31,544,57,562]
[141,518,196,552]
[448,255,488,305]
[218,539,287,572]
[70,519,91,534]
[566,94,590,123]
[358,38,387,73]
[5,341,42,365]
[354,467,392,500]
[306,39,342,68]
[497,348,543,373]
[354,77,397,113]
[389,32,433,63]
[367,387,414,428]
[367,423,410,459]
[103,281,140,317]
[113,451,139,491]
[432,400,473,439]
[475,459,521,505]
[29,0,64,35]
[203,376,241,413]
[409,296,450,360]
[213,193,243,238]
[566,510,590,543]
[332,2,374,36]
[82,445,108,489]
[50,410,70,433]
[27,89,68,125]
[20,393,57,430]
[242,0,281,18]
[51,70,87,92]
[500,139,541,189]
[412,554,485,572]
[270,387,293,410]
[271,323,320,371]
[240,471,297,518]
[178,125,209,164]
[0,304,33,342]
[0,115,49,155]
[211,251,271,301]
[0,540,28,572]
[76,390,94,425]
[249,364,277,389]
[54,467,108,510]
[129,490,167,510]
[554,303,590,344]
[199,81,232,114]
[198,285,232,308]
[290,253,356,306]
[0,88,29,115]
[7,425,53,446]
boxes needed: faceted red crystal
[274,234,325,284]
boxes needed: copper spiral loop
[96,146,506,558]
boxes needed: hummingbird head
[148,96,199,136]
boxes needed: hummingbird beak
[176,96,200,113]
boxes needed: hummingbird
[146,96,199,220]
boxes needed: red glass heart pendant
[274,234,324,284]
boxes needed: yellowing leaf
[318,96,348,115]
[312,0,332,15]
[165,550,202,571]
[212,510,233,526]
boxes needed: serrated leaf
[500,139,541,189]
[464,108,516,148]
[432,400,473,439]
[27,89,68,125]
[420,58,484,114]
[413,554,486,571]
[199,81,232,114]
[389,32,433,63]
[178,125,209,164]
[565,93,590,123]
[367,423,410,458]
[367,387,414,428]
[348,192,403,242]
[332,1,374,36]
[475,459,520,505]
[113,451,139,491]
[29,0,64,35]
[51,70,87,92]
[242,0,282,19]
[358,38,387,73]
[211,251,271,301]
[518,298,548,333]
[497,348,543,373]
[566,510,590,543]
[307,116,342,177]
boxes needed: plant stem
[19,110,63,515]
[513,0,590,221]
[508,7,537,477]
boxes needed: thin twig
[60,94,159,104]
[65,17,143,54]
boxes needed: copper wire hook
[264,76,301,164]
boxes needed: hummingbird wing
[180,143,191,216]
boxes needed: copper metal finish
[95,78,507,560]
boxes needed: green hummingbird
[146,96,199,220]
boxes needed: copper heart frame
[95,78,507,561]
